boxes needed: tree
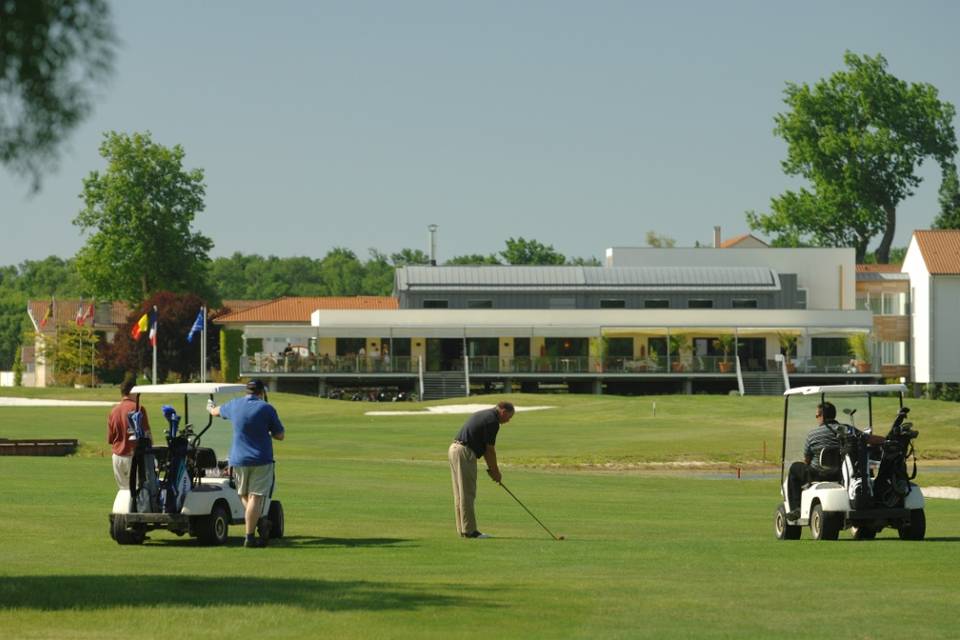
[566,256,602,266]
[0,0,116,189]
[933,164,960,230]
[362,250,395,296]
[318,248,364,295]
[110,291,218,383]
[747,52,958,263]
[74,131,214,304]
[645,231,676,248]
[500,237,566,265]
[444,254,502,265]
[390,248,431,266]
[31,323,101,386]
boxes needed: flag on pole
[131,313,149,340]
[148,307,158,347]
[75,302,85,326]
[39,302,53,329]
[187,310,204,343]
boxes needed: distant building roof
[913,230,960,275]
[719,234,769,248]
[216,296,399,324]
[396,265,781,291]
[856,263,909,281]
[211,299,271,319]
[27,299,130,333]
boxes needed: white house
[902,230,960,383]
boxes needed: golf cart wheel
[196,503,230,546]
[898,509,926,541]
[850,525,877,540]
[266,500,284,539]
[774,504,801,540]
[810,503,841,541]
[111,515,145,545]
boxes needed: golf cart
[774,384,925,541]
[109,383,285,545]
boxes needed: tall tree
[73,131,214,304]
[933,164,960,230]
[390,248,431,266]
[500,237,566,265]
[0,0,116,189]
[747,52,957,262]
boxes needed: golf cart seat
[818,446,842,474]
[150,446,218,469]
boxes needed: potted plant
[847,333,872,373]
[646,349,659,371]
[669,334,692,372]
[778,333,800,373]
[712,335,735,373]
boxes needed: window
[607,338,634,357]
[423,300,448,308]
[796,288,808,309]
[549,297,576,309]
[856,292,883,314]
[881,341,908,365]
[731,299,758,309]
[882,292,907,315]
[688,299,713,309]
[600,299,626,308]
[467,300,493,309]
[644,299,669,309]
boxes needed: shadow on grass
[142,535,413,549]
[0,575,486,612]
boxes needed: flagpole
[151,305,158,384]
[201,306,207,383]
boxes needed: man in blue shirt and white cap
[209,379,285,547]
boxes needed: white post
[418,355,424,400]
[151,305,158,384]
[200,306,207,383]
[464,354,470,397]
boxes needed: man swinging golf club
[209,379,285,547]
[448,401,514,539]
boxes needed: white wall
[902,238,931,383]
[605,247,856,310]
[932,277,960,382]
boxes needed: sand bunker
[0,397,114,407]
[366,403,554,416]
[922,486,960,500]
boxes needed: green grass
[1,391,959,639]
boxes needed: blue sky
[3,1,959,265]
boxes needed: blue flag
[186,310,204,343]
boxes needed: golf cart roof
[130,383,247,395]
[784,384,907,397]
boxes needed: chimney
[427,224,438,266]
[713,226,722,248]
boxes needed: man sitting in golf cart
[785,402,883,520]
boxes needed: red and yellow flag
[131,313,149,340]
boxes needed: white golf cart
[774,384,925,541]
[109,383,285,545]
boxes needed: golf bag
[160,405,191,514]
[834,423,873,510]
[128,409,161,513]
[873,407,918,508]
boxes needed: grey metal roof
[396,266,781,291]
[856,272,910,281]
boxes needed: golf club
[495,477,564,541]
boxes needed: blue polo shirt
[220,395,284,466]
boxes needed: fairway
[1,390,959,639]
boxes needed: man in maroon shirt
[107,377,151,489]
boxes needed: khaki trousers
[448,442,478,535]
[113,454,132,490]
